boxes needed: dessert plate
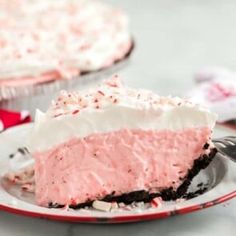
[0,124,235,223]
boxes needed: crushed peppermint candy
[48,75,196,118]
[92,200,112,212]
[21,183,35,193]
[151,197,163,208]
[90,199,162,212]
[5,147,35,192]
[118,202,126,208]
[5,165,35,186]
[111,202,119,210]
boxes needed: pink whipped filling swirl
[34,127,211,207]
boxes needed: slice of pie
[29,76,217,208]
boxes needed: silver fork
[213,136,236,162]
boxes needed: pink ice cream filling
[34,127,212,206]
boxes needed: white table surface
[1,0,236,235]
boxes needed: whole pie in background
[0,0,133,88]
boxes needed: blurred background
[106,0,236,95]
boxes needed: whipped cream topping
[46,75,190,117]
[29,76,217,152]
[0,0,131,81]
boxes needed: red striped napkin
[0,109,31,132]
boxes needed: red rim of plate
[0,191,235,223]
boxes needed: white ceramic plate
[0,124,235,223]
